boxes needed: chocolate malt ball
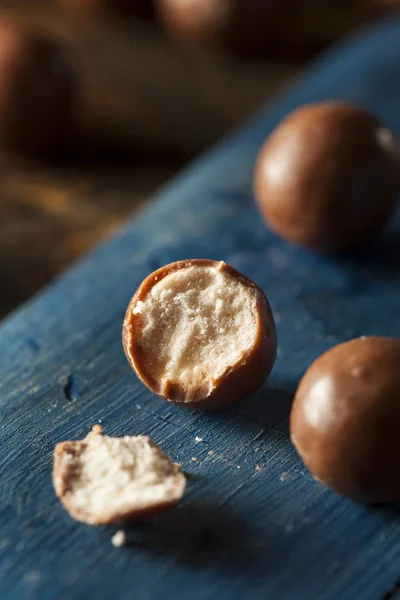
[156,0,288,56]
[254,102,400,252]
[290,337,400,503]
[123,259,277,410]
[0,22,77,156]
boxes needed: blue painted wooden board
[2,17,400,600]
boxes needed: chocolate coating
[290,337,400,503]
[156,0,288,56]
[123,259,277,410]
[0,23,77,156]
[254,102,400,252]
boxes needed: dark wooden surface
[1,17,400,600]
[0,2,391,319]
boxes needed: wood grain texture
[1,16,400,600]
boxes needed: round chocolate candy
[155,0,287,56]
[0,22,77,156]
[290,336,400,503]
[254,102,400,252]
[123,259,277,410]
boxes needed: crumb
[52,426,186,525]
[191,457,198,462]
[237,466,241,469]
[255,448,260,452]
[112,530,127,548]
[280,472,289,482]
[132,301,144,315]
[208,451,214,456]
[255,465,262,472]
[195,436,203,443]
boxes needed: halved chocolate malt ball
[123,259,277,410]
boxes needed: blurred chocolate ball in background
[156,0,289,56]
[155,0,379,57]
[0,22,78,157]
[254,102,400,252]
